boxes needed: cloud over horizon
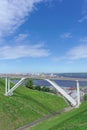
[67,44,87,60]
[0,44,50,60]
[54,44,87,62]
[0,30,50,59]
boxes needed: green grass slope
[0,78,67,130]
[30,101,87,130]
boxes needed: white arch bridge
[4,77,84,108]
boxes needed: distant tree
[50,89,57,94]
[25,79,34,89]
[41,86,50,92]
[84,94,87,101]
[41,86,46,91]
[45,87,50,92]
[35,85,41,91]
[25,80,56,94]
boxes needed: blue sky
[0,0,87,73]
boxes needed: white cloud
[0,44,50,60]
[0,0,51,37]
[79,37,87,42]
[54,44,87,61]
[0,32,50,60]
[78,0,87,23]
[60,32,72,39]
[14,33,29,43]
[78,15,87,23]
[67,44,87,60]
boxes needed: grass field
[30,101,87,130]
[0,78,67,130]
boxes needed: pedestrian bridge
[4,76,82,108]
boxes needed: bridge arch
[5,77,78,107]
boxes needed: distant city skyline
[0,0,87,73]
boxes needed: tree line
[25,79,57,94]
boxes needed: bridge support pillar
[5,77,8,95]
[5,77,25,96]
[76,80,81,108]
[8,78,10,92]
[5,77,12,96]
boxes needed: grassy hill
[0,78,67,130]
[30,101,87,130]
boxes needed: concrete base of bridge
[5,92,13,96]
